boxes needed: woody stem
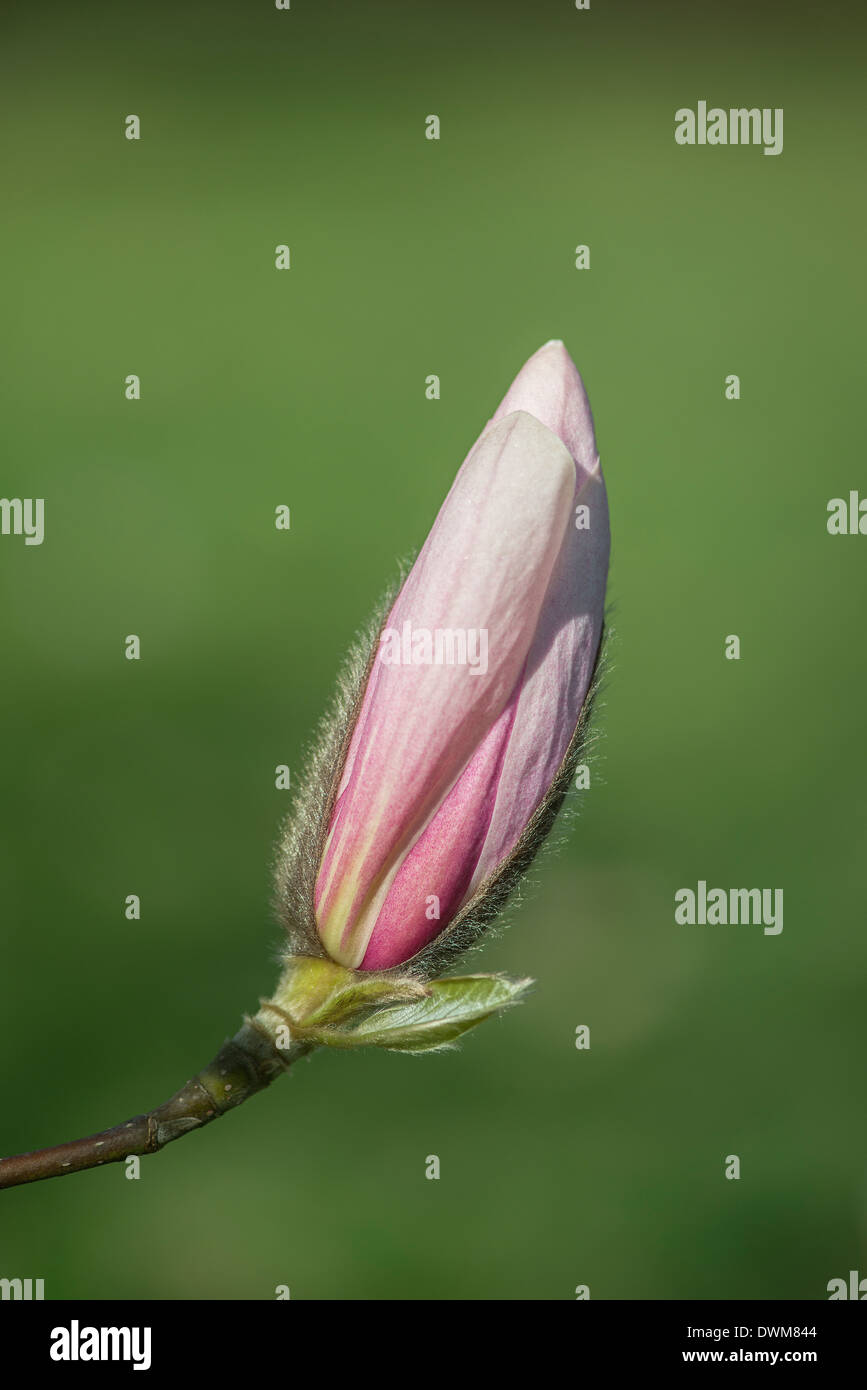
[0,1015,313,1191]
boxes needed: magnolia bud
[275,341,609,977]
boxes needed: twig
[0,1017,312,1190]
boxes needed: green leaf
[309,974,533,1052]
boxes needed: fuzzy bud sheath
[0,341,609,1189]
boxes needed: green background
[2,0,865,1299]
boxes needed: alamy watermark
[1,1276,44,1300]
[675,102,783,156]
[50,1322,152,1371]
[0,498,44,546]
[675,880,783,935]
[828,1270,867,1299]
[378,620,488,676]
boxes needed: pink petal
[315,410,575,968]
[468,342,609,888]
[468,462,609,891]
[359,682,521,969]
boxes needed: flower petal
[315,410,575,967]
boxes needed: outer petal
[315,410,575,968]
[490,339,599,490]
[468,341,610,888]
[468,462,609,891]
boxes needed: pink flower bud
[312,341,609,971]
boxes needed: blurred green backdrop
[2,0,866,1299]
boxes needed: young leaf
[309,974,533,1052]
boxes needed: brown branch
[0,1017,313,1191]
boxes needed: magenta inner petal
[359,682,521,970]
